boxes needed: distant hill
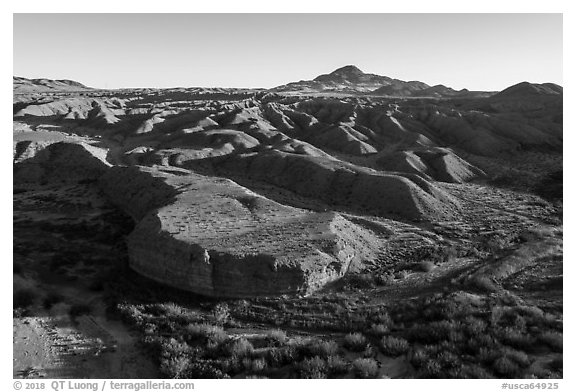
[272,65,493,98]
[272,65,431,94]
[14,76,92,94]
[492,82,563,98]
[373,84,495,99]
[369,81,430,97]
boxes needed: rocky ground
[13,74,562,378]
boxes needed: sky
[13,13,563,91]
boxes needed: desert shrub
[538,331,563,352]
[497,327,533,349]
[150,302,201,325]
[241,357,252,371]
[185,323,227,346]
[379,336,410,357]
[266,346,297,367]
[490,306,512,326]
[246,357,267,373]
[352,358,379,378]
[225,338,254,358]
[298,356,327,378]
[368,323,390,337]
[409,348,429,368]
[326,355,349,375]
[371,310,393,326]
[69,303,92,318]
[437,351,459,369]
[42,292,64,309]
[14,288,37,309]
[493,356,520,377]
[508,313,528,330]
[162,338,190,358]
[185,323,208,340]
[343,332,368,352]
[476,347,502,365]
[148,302,178,316]
[463,316,487,337]
[221,356,242,374]
[310,339,339,358]
[140,334,164,359]
[287,336,313,357]
[516,305,545,322]
[374,272,395,286]
[119,304,145,325]
[143,323,158,336]
[472,333,498,350]
[418,260,436,272]
[266,329,287,346]
[212,303,230,325]
[206,327,228,347]
[408,320,455,344]
[187,361,229,379]
[502,348,530,368]
[422,359,445,378]
[459,363,493,379]
[160,355,190,379]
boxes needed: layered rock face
[101,165,380,297]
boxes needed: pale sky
[13,13,562,91]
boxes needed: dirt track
[14,309,158,379]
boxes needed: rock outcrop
[101,166,380,297]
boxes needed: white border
[3,2,573,391]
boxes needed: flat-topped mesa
[100,165,380,297]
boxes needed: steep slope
[205,149,460,221]
[13,141,111,184]
[375,148,486,183]
[370,83,429,97]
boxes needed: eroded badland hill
[13,67,562,379]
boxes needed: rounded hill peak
[331,65,365,75]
